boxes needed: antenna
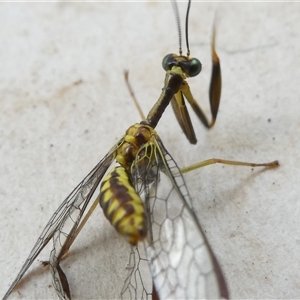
[172,0,192,57]
[185,0,191,56]
[172,0,182,56]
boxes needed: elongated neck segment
[141,69,183,129]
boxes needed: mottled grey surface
[0,2,299,299]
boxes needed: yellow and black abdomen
[99,166,147,246]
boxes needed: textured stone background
[0,2,299,299]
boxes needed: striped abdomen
[99,166,147,245]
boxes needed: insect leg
[208,22,221,127]
[152,283,159,300]
[124,70,146,121]
[171,90,198,144]
[59,198,99,261]
[41,198,99,300]
[180,158,279,174]
[180,22,221,130]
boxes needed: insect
[2,1,278,300]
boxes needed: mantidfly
[2,0,278,299]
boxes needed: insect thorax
[116,123,157,170]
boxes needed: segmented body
[99,123,156,245]
[100,166,147,245]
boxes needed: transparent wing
[3,144,118,300]
[122,137,228,299]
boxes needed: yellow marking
[116,154,126,167]
[99,166,147,245]
[124,135,137,145]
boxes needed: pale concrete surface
[0,2,299,299]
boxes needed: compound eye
[188,57,202,77]
[162,54,176,71]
